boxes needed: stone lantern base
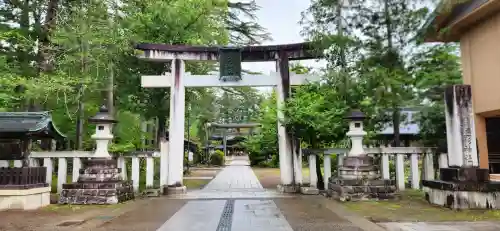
[422,167,500,209]
[59,159,134,205]
[327,156,397,201]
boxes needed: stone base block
[423,186,500,209]
[59,185,134,205]
[58,158,134,205]
[164,186,187,195]
[277,184,299,193]
[0,187,50,210]
[422,177,500,209]
[440,167,489,183]
[300,186,319,195]
[338,169,380,180]
[327,178,397,201]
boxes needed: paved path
[168,157,291,200]
[156,156,294,231]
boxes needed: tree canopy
[0,0,462,175]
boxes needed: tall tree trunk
[337,0,350,106]
[384,0,400,147]
[107,63,115,115]
[75,86,84,150]
[315,154,324,190]
[392,108,401,147]
[311,140,324,190]
[337,0,345,69]
[36,0,60,149]
[39,0,60,73]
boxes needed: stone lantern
[326,109,397,201]
[88,105,117,158]
[345,110,367,157]
[58,105,134,205]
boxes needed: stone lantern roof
[88,105,117,124]
[344,110,366,121]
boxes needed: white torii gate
[136,43,321,193]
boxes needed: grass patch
[343,190,500,222]
[184,179,210,189]
[51,174,72,193]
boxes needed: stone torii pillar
[135,43,322,193]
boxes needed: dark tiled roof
[209,123,261,128]
[422,0,489,41]
[0,111,66,139]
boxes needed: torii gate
[134,42,322,194]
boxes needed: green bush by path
[210,150,225,166]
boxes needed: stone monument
[327,110,397,201]
[423,85,500,209]
[59,106,134,204]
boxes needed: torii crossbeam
[135,42,323,194]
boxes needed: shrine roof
[422,0,496,42]
[209,123,261,128]
[0,111,66,139]
[209,135,246,142]
[134,42,322,62]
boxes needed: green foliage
[0,0,269,154]
[210,150,225,166]
[243,91,278,166]
[411,44,462,148]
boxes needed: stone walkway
[157,156,294,231]
[168,157,291,200]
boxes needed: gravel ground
[0,205,114,231]
[0,209,71,231]
[0,197,185,231]
[252,168,281,189]
[275,197,365,231]
[91,198,186,231]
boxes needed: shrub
[210,150,225,166]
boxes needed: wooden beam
[141,73,320,88]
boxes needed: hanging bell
[219,47,242,82]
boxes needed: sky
[241,0,325,74]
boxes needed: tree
[302,0,429,147]
[244,91,279,166]
[227,1,271,45]
[411,44,461,148]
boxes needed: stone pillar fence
[0,143,444,196]
[303,146,446,191]
[0,146,444,196]
[0,148,164,195]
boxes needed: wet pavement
[156,157,295,231]
[154,156,359,231]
